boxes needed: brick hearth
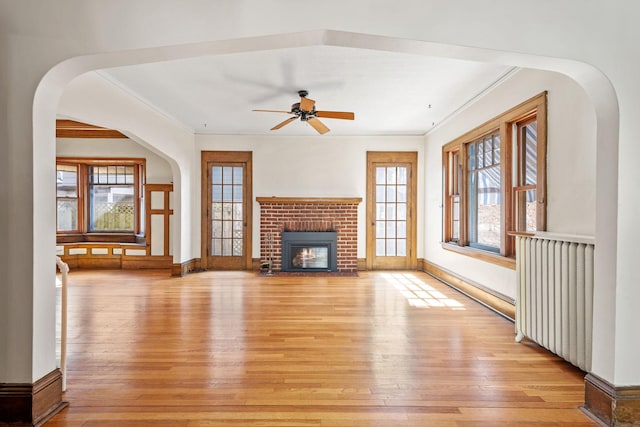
[256,197,362,273]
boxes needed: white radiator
[515,232,595,372]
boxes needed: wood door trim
[366,151,418,270]
[201,151,253,270]
[145,184,173,257]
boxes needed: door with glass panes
[366,152,417,270]
[201,151,252,270]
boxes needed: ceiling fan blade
[271,116,297,131]
[307,117,330,134]
[300,96,315,112]
[315,111,355,120]
[252,109,292,114]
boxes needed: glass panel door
[202,152,252,270]
[375,166,408,257]
[367,152,417,270]
[211,166,244,257]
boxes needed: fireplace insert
[281,231,338,272]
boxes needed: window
[514,117,539,233]
[442,92,546,265]
[56,164,80,232]
[467,132,502,252]
[445,149,462,243]
[89,165,135,232]
[56,158,145,241]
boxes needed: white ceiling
[100,45,514,136]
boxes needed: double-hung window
[88,165,136,232]
[445,149,463,243]
[56,163,80,233]
[467,132,502,252]
[56,158,145,241]
[442,92,547,266]
[513,116,540,233]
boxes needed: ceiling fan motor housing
[291,102,316,120]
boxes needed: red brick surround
[256,197,362,272]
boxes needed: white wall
[424,68,596,300]
[196,135,425,259]
[57,72,195,266]
[1,0,635,388]
[56,138,173,184]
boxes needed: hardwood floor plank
[47,270,595,426]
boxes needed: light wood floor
[48,270,596,426]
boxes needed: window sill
[57,233,145,244]
[441,242,516,270]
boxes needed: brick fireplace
[256,197,362,273]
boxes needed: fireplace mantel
[256,197,362,205]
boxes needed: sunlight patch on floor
[382,272,465,309]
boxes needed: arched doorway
[31,29,618,419]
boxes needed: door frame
[145,183,173,257]
[201,151,253,270]
[366,151,418,270]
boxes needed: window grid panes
[451,195,460,241]
[89,165,135,231]
[467,133,501,251]
[514,119,538,232]
[448,151,462,242]
[375,166,407,256]
[56,164,79,231]
[56,159,143,236]
[211,166,243,256]
[522,121,538,186]
[442,93,545,260]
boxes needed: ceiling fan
[252,90,355,134]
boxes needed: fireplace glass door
[281,231,338,272]
[291,246,328,269]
